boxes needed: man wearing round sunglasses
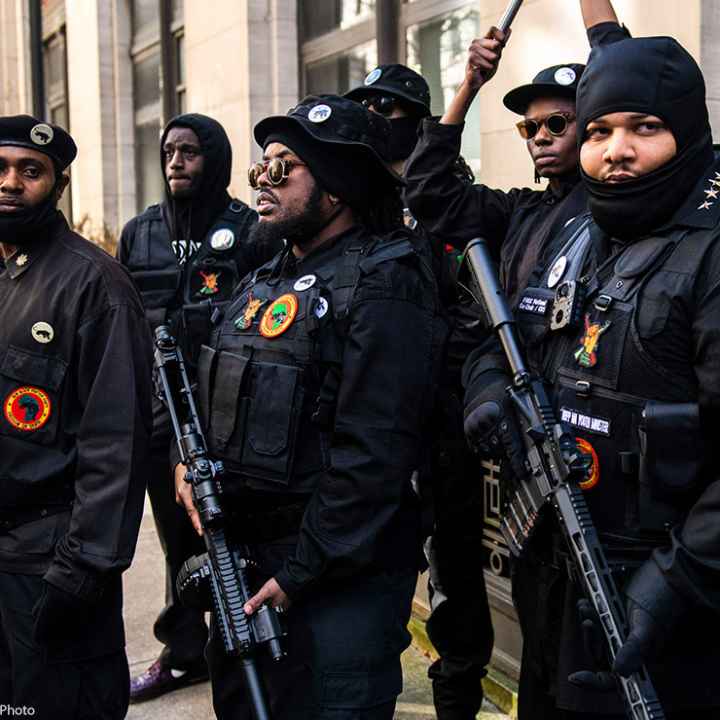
[174,95,442,719]
[463,1,720,716]
[405,32,587,308]
[118,113,281,703]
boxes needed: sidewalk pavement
[124,498,509,719]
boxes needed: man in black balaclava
[0,116,152,719]
[462,3,720,717]
[118,113,280,703]
[347,64,495,720]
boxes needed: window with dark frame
[130,0,185,212]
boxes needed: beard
[250,181,328,250]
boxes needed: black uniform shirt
[405,119,587,305]
[0,215,153,601]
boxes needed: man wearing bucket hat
[405,31,587,307]
[348,63,495,720]
[118,113,282,703]
[174,95,443,719]
[463,1,720,716]
[0,116,152,718]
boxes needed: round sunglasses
[360,95,396,117]
[248,157,306,189]
[516,112,576,140]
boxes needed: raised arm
[579,0,619,30]
[440,27,509,126]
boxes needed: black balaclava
[388,116,421,162]
[577,36,714,240]
[160,113,233,260]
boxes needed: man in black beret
[118,112,280,704]
[174,95,443,720]
[0,116,153,718]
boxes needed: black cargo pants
[206,539,417,720]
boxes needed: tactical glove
[463,372,527,479]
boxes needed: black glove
[33,581,91,646]
[612,560,685,678]
[463,375,527,479]
[567,598,615,691]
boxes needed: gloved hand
[612,599,666,678]
[33,581,91,646]
[567,598,615,691]
[463,374,527,479]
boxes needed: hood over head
[160,112,233,244]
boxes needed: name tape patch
[560,407,611,437]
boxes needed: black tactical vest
[123,200,255,364]
[515,215,709,543]
[197,234,424,496]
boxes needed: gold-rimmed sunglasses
[248,157,306,189]
[516,112,576,140]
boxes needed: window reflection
[301,0,376,41]
[407,9,481,173]
[306,40,377,95]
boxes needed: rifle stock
[461,238,666,720]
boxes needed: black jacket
[405,119,587,305]
[0,214,152,602]
[195,226,442,598]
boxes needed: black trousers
[146,431,208,669]
[207,540,417,720]
[426,388,494,720]
[0,572,129,720]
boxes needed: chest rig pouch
[549,232,701,538]
[515,216,594,377]
[180,203,254,368]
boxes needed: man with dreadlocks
[117,113,280,702]
[174,95,444,720]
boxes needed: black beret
[345,64,432,118]
[0,115,77,170]
[503,63,586,115]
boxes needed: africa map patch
[4,386,52,431]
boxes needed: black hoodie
[160,113,235,253]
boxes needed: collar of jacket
[1,213,67,280]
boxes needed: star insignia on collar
[15,254,28,266]
[698,200,714,211]
[714,172,720,180]
[710,179,720,188]
[705,188,719,199]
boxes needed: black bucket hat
[254,94,403,189]
[503,63,586,115]
[345,64,431,118]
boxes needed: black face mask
[577,35,714,239]
[388,116,420,163]
[0,184,60,247]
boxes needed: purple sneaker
[129,658,209,703]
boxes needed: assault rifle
[461,239,666,720]
[154,326,285,720]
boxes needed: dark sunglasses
[360,95,396,117]
[248,157,306,189]
[516,112,576,140]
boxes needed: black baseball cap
[345,64,431,118]
[0,115,77,170]
[503,64,586,115]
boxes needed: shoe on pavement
[129,657,209,703]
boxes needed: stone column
[0,0,33,116]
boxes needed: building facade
[1,0,718,682]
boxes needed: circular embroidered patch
[308,104,332,123]
[364,67,382,86]
[4,386,51,431]
[576,437,600,490]
[30,123,54,146]
[554,67,577,86]
[260,293,298,338]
